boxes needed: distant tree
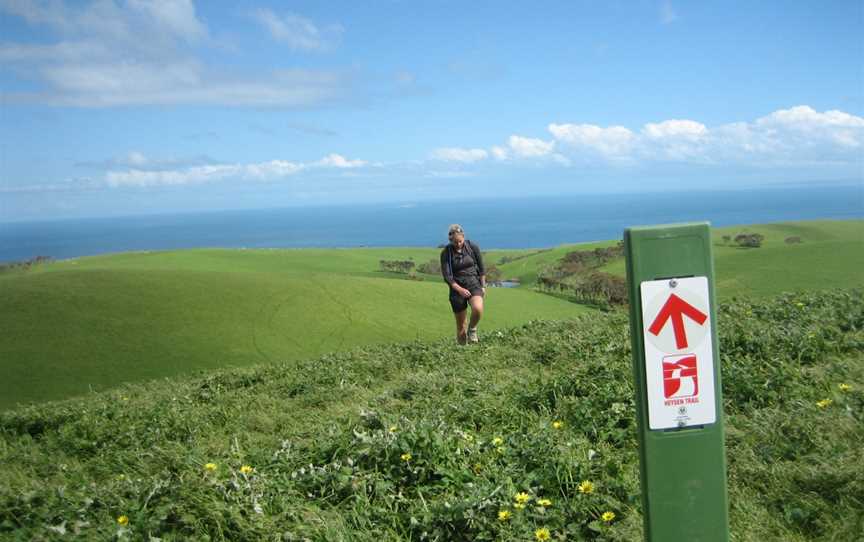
[485,264,502,285]
[379,260,416,274]
[734,233,765,248]
[417,259,441,275]
[721,235,731,245]
[785,236,802,244]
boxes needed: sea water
[1,183,861,262]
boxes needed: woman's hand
[459,286,472,298]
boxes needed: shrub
[785,236,802,244]
[418,259,441,275]
[379,260,416,274]
[734,233,765,248]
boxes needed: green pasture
[0,252,587,409]
[606,220,863,298]
[1,219,860,409]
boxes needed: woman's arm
[440,247,455,286]
[470,241,485,286]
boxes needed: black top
[440,240,485,287]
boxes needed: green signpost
[624,222,729,541]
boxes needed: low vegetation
[0,255,53,274]
[536,244,628,308]
[1,290,861,541]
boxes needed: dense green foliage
[1,290,861,541]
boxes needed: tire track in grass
[309,275,355,352]
[251,285,304,363]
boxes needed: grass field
[1,219,860,409]
[0,249,587,409]
[1,289,861,540]
[602,220,864,298]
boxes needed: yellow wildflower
[514,492,531,504]
[601,511,616,522]
[497,509,511,521]
[514,502,526,510]
[535,527,551,541]
[578,480,594,494]
[205,463,218,472]
[795,302,805,308]
[116,474,126,481]
[537,498,552,507]
[496,446,505,454]
[492,437,504,446]
[838,383,852,392]
[552,420,563,429]
[400,453,412,462]
[117,515,129,526]
[388,425,398,433]
[816,399,832,409]
[463,433,474,442]
[240,465,253,475]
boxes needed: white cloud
[507,135,555,158]
[757,105,864,129]
[128,0,207,41]
[104,153,370,187]
[251,8,342,52]
[0,1,351,107]
[315,153,368,168]
[437,105,863,170]
[642,119,707,140]
[490,146,509,160]
[548,123,635,157]
[430,147,489,163]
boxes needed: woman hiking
[440,224,486,344]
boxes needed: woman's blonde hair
[448,224,464,238]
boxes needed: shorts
[449,282,485,313]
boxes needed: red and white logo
[662,354,699,399]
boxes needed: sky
[0,0,862,222]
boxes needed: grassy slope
[502,220,863,298]
[1,219,859,409]
[1,290,861,541]
[0,250,587,409]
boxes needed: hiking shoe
[468,328,479,343]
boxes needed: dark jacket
[440,240,485,287]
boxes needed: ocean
[1,184,862,263]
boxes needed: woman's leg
[454,309,468,344]
[468,295,484,340]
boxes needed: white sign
[640,276,716,430]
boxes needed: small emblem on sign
[663,354,699,399]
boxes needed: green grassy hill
[1,219,860,410]
[603,220,864,298]
[0,249,588,409]
[1,290,861,541]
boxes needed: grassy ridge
[1,290,861,540]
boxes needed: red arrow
[648,293,708,349]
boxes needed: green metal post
[624,222,729,541]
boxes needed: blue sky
[1,0,862,222]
